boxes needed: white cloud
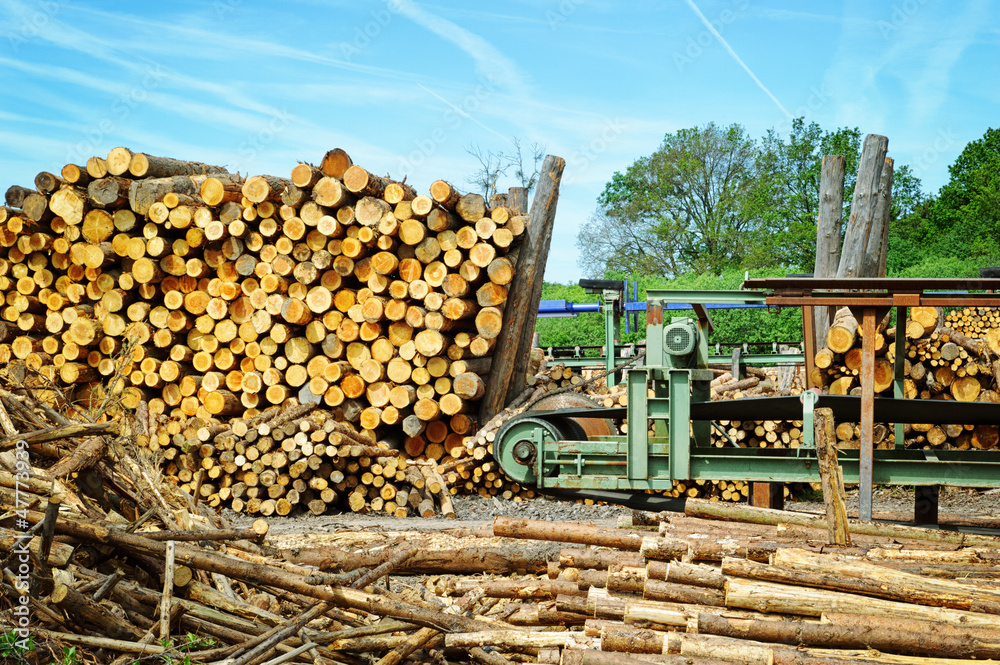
[392,0,531,97]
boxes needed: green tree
[887,127,1000,276]
[578,123,760,278]
[746,121,860,269]
[581,119,923,279]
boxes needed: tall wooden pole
[813,155,846,354]
[479,156,565,422]
[836,135,888,279]
[507,187,528,214]
[836,135,887,521]
[870,157,894,278]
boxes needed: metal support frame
[745,276,1000,521]
[602,288,621,388]
[668,369,691,480]
[851,306,885,521]
[914,485,939,524]
[800,390,817,448]
[626,367,648,481]
[894,306,906,448]
[580,281,624,388]
[751,482,785,510]
[803,304,816,387]
[501,283,1000,509]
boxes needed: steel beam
[668,370,690,480]
[894,306,906,448]
[626,368,648,481]
[646,289,770,305]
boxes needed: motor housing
[663,317,698,357]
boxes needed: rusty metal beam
[767,296,1000,307]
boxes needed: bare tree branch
[465,138,547,199]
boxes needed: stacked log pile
[273,500,1000,664]
[813,306,1000,450]
[0,147,539,515]
[14,375,1000,664]
[944,305,1000,348]
[0,386,528,664]
[708,366,805,460]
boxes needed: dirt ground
[792,485,1000,521]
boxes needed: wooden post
[871,158,894,278]
[813,155,845,352]
[507,186,528,214]
[859,307,877,521]
[814,407,850,545]
[750,483,783,511]
[914,485,939,525]
[480,156,565,423]
[836,135,888,279]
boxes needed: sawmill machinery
[496,280,1000,519]
[538,279,803,387]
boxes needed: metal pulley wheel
[494,416,568,485]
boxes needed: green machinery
[540,280,803,388]
[496,287,1000,514]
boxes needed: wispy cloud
[393,0,531,96]
[417,83,513,144]
[823,0,987,131]
[66,4,444,86]
[684,0,792,118]
[895,1,988,124]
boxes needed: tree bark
[814,407,850,545]
[813,154,845,350]
[837,134,888,279]
[863,157,893,278]
[494,516,645,550]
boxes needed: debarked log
[697,611,1000,659]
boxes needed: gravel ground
[790,485,1000,517]
[226,493,631,534]
[227,486,1000,535]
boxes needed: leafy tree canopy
[559,123,1000,350]
[579,119,923,279]
[887,127,1000,275]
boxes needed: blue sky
[0,0,993,283]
